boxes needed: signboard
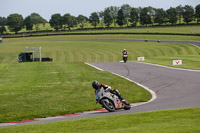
[138,57,145,61]
[173,60,182,65]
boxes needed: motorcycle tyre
[123,57,127,63]
[101,99,116,112]
[124,104,131,110]
[122,99,131,110]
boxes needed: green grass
[0,107,200,133]
[1,38,200,67]
[4,25,200,37]
[0,35,199,123]
[0,62,150,123]
[69,25,200,34]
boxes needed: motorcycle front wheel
[124,104,131,110]
[101,99,116,112]
[123,57,127,63]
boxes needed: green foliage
[29,13,46,31]
[195,4,200,23]
[103,8,113,27]
[166,7,178,25]
[49,13,63,31]
[89,12,99,28]
[129,8,139,26]
[63,13,76,31]
[121,4,131,27]
[0,17,7,26]
[24,16,33,31]
[140,7,152,26]
[176,5,184,24]
[108,6,119,27]
[154,8,167,25]
[0,17,7,34]
[0,26,6,34]
[7,13,24,33]
[183,5,195,24]
[116,9,124,27]
[77,15,88,29]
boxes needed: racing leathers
[96,84,124,101]
[122,50,128,56]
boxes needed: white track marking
[85,62,104,71]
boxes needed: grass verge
[0,107,199,133]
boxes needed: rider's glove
[105,86,112,92]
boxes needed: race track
[1,39,200,127]
[88,61,200,112]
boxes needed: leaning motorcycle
[123,55,128,63]
[95,87,131,112]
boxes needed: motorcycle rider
[122,49,128,55]
[92,81,127,103]
[122,49,128,63]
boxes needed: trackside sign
[173,60,182,65]
[138,57,145,61]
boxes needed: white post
[39,47,42,62]
[26,47,29,52]
[32,47,35,62]
[32,51,34,62]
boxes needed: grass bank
[0,107,199,133]
[5,24,200,35]
[0,35,199,123]
[66,25,200,34]
[2,39,199,69]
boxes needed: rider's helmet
[92,81,100,90]
[124,49,126,51]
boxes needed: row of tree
[0,13,47,34]
[0,4,200,34]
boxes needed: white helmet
[124,49,126,51]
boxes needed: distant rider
[92,81,127,103]
[122,49,128,56]
[122,49,128,62]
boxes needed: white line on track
[85,62,104,71]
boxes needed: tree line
[0,4,200,34]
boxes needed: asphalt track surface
[1,39,200,127]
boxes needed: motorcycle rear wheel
[101,99,116,112]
